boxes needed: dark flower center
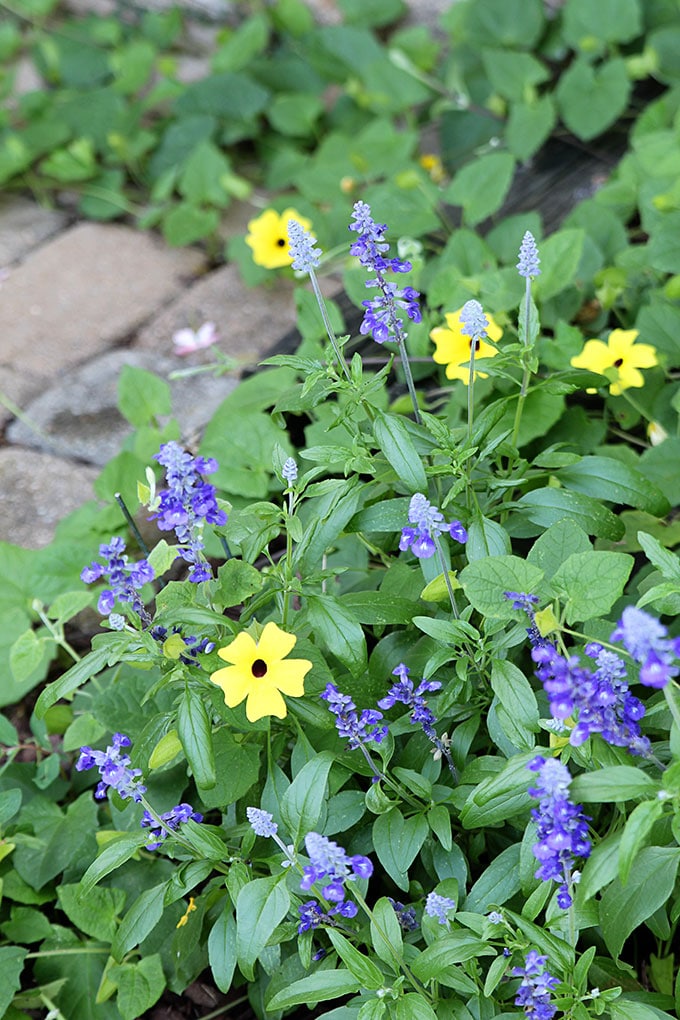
[469,339,481,352]
[251,658,268,677]
[613,358,623,367]
[276,237,286,247]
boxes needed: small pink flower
[172,321,219,357]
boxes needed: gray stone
[135,262,299,366]
[0,196,68,267]
[6,349,238,466]
[0,447,99,549]
[0,222,206,405]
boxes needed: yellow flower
[245,208,313,269]
[419,153,445,184]
[570,328,658,396]
[210,622,312,722]
[176,897,196,928]
[430,308,503,384]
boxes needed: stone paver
[0,197,68,267]
[0,222,205,403]
[7,349,239,466]
[135,263,298,365]
[0,447,98,549]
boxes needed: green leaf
[444,152,516,226]
[550,551,633,623]
[304,594,367,677]
[461,753,535,827]
[527,519,591,578]
[412,617,478,646]
[208,906,237,993]
[464,843,521,912]
[340,592,420,625]
[349,498,410,533]
[372,809,428,891]
[110,955,165,1020]
[559,456,670,516]
[618,800,666,886]
[562,0,642,51]
[460,555,544,619]
[236,875,290,981]
[570,767,659,803]
[637,531,680,581]
[461,0,545,50]
[411,933,496,982]
[9,629,47,687]
[112,884,166,961]
[506,95,556,161]
[372,411,427,493]
[162,202,219,246]
[295,481,364,571]
[481,48,549,102]
[117,365,171,426]
[490,660,539,744]
[177,686,216,790]
[57,883,126,942]
[146,540,180,578]
[556,57,631,141]
[394,996,439,1020]
[281,752,333,846]
[81,833,147,893]
[533,229,585,301]
[327,930,385,989]
[0,788,22,827]
[370,896,403,970]
[267,969,361,1011]
[600,847,680,957]
[465,515,511,561]
[214,559,263,608]
[515,487,624,541]
[195,728,261,810]
[502,908,574,973]
[178,140,231,206]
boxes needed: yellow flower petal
[570,329,658,395]
[210,622,311,721]
[430,308,503,385]
[245,208,313,269]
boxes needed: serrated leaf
[460,555,544,619]
[550,551,633,623]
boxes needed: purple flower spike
[458,300,489,342]
[399,493,467,560]
[424,891,456,927]
[513,951,558,1020]
[76,732,146,803]
[517,231,541,279]
[349,200,421,345]
[300,831,372,912]
[141,802,203,850]
[151,441,227,582]
[611,605,680,689]
[527,756,591,908]
[81,537,154,623]
[321,683,387,749]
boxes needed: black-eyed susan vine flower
[430,307,503,383]
[209,622,312,721]
[570,328,658,395]
[245,208,312,269]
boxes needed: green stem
[511,278,534,448]
[664,679,680,736]
[115,493,149,556]
[34,606,81,664]
[308,268,353,383]
[467,340,476,446]
[396,336,422,424]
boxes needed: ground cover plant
[4,1,680,1019]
